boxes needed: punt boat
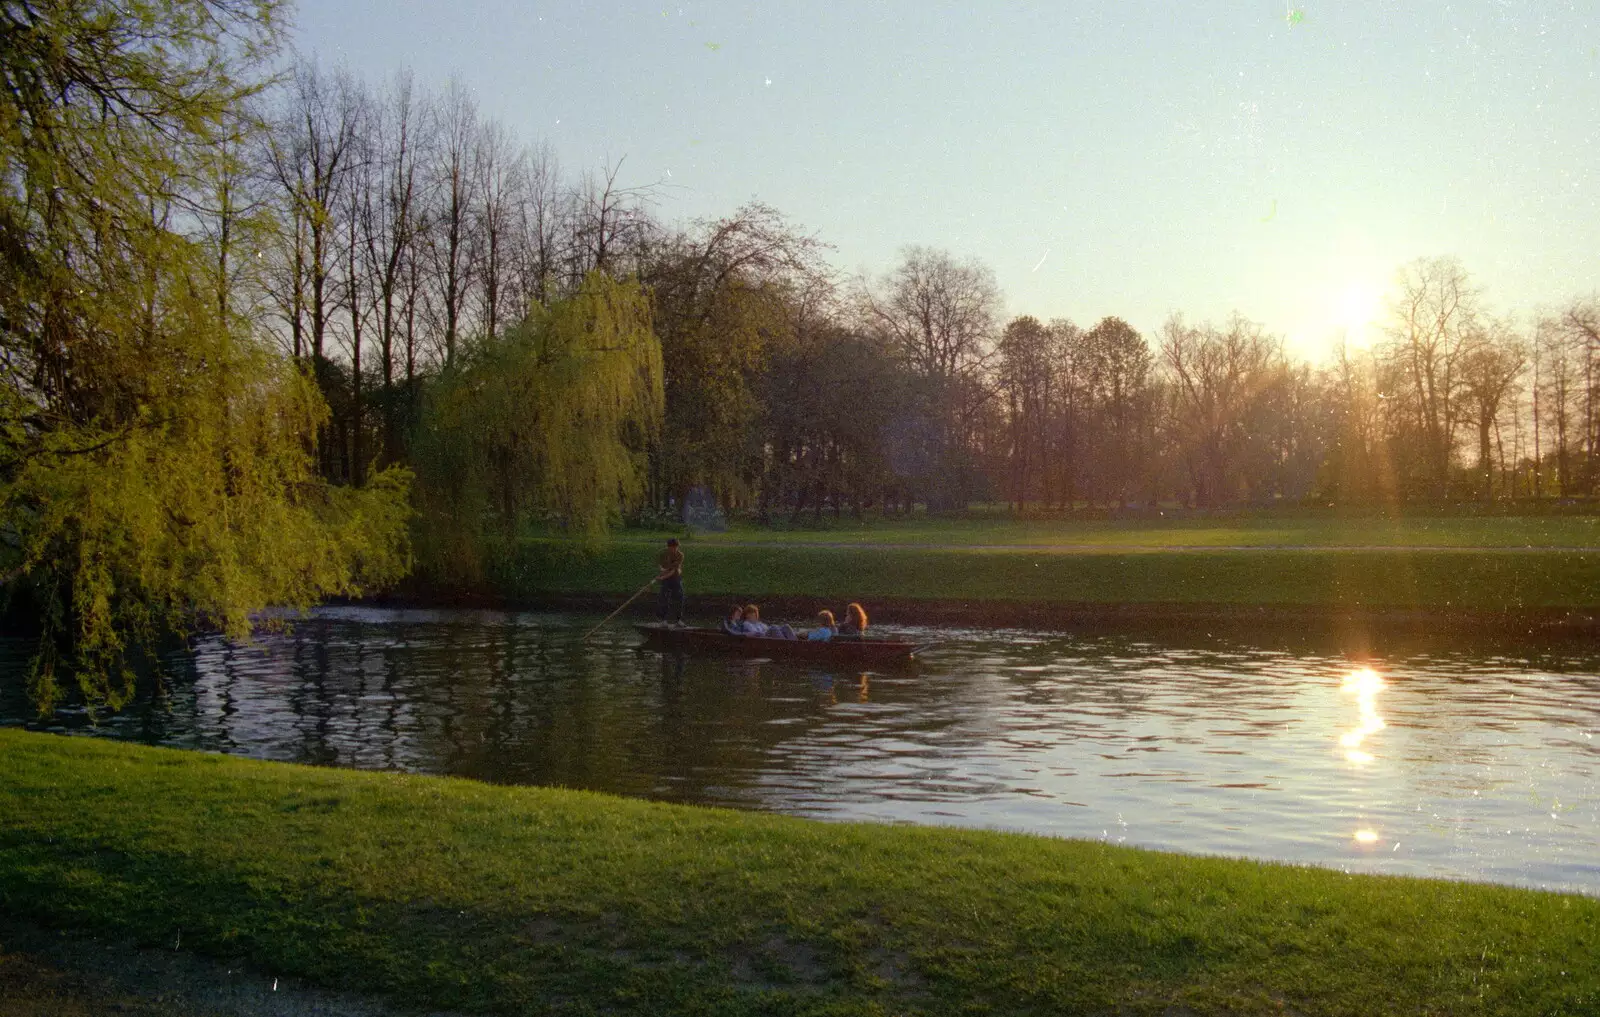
[634,624,928,667]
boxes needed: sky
[293,1,1600,361]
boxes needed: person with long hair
[838,602,868,638]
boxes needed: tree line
[246,63,1600,523]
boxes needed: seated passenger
[807,610,837,642]
[721,605,745,635]
[740,604,770,637]
[837,602,868,638]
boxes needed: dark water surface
[4,607,1598,896]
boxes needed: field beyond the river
[500,512,1600,617]
[696,512,1600,549]
[2,728,1597,1016]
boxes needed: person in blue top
[740,603,770,636]
[806,609,838,641]
[741,603,798,638]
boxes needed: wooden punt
[634,624,927,667]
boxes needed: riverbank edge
[435,539,1600,629]
[365,587,1600,637]
[2,729,1597,1017]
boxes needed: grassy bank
[508,539,1600,613]
[3,729,1597,1016]
[696,513,1600,549]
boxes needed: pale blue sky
[295,1,1599,359]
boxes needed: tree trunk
[1479,418,1493,502]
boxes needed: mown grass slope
[3,729,1596,1016]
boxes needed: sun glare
[1339,668,1386,764]
[1353,829,1380,844]
[1334,282,1384,347]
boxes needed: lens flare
[1354,829,1379,844]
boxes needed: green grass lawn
[508,540,1600,612]
[692,512,1600,549]
[2,728,1596,1016]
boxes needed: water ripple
[3,609,1599,896]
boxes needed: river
[3,606,1597,896]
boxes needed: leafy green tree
[643,203,823,511]
[412,273,662,582]
[1,0,412,713]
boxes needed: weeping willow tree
[1,1,413,713]
[413,273,663,583]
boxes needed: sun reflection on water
[1339,667,1386,765]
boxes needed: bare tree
[569,157,654,284]
[358,70,433,465]
[1159,313,1284,507]
[475,118,524,341]
[260,64,365,480]
[1460,318,1526,501]
[338,84,375,485]
[868,247,999,384]
[1321,339,1389,502]
[1082,316,1153,507]
[1380,256,1480,498]
[511,141,569,312]
[426,79,482,365]
[263,64,364,368]
[864,247,1000,507]
[1043,319,1082,508]
[191,111,273,328]
[1556,296,1600,494]
[996,315,1052,509]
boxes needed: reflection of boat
[634,625,927,667]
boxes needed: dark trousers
[657,576,684,623]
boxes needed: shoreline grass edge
[387,540,1600,631]
[2,729,1596,1016]
[518,542,1600,609]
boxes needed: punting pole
[582,577,657,641]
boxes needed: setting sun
[1334,282,1385,347]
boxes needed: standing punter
[655,537,685,626]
